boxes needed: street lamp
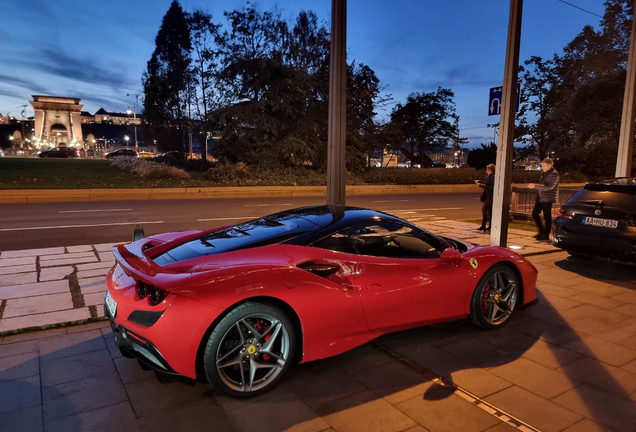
[126,94,139,151]
[454,151,459,166]
[124,135,130,147]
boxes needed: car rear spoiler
[112,240,191,293]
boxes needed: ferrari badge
[469,258,478,269]
[248,346,257,355]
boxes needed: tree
[210,8,332,168]
[188,9,221,161]
[516,56,557,159]
[545,0,634,176]
[142,0,192,154]
[346,62,383,171]
[390,88,458,167]
[467,143,498,170]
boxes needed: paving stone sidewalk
[1,248,636,432]
[0,243,118,334]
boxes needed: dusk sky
[0,0,604,147]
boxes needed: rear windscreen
[153,217,314,265]
[568,188,636,209]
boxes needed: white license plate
[105,290,118,317]
[583,217,619,229]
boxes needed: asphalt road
[0,192,483,251]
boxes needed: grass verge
[0,158,587,190]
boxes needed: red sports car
[105,206,538,398]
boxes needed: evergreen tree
[142,0,192,154]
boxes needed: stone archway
[29,96,83,148]
[50,123,68,147]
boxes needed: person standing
[527,158,559,241]
[475,164,495,232]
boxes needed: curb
[0,184,485,203]
[0,316,108,337]
[1,183,588,204]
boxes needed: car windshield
[153,217,315,264]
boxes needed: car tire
[203,301,296,398]
[470,264,519,330]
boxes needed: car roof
[584,177,636,193]
[267,205,408,245]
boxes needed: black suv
[104,148,139,159]
[553,177,636,263]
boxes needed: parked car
[105,205,538,398]
[553,177,636,263]
[137,151,155,159]
[432,161,445,168]
[37,147,83,158]
[104,148,139,159]
[0,148,4,157]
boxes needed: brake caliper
[481,284,490,313]
[257,320,272,361]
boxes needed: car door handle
[297,262,341,278]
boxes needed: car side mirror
[440,248,463,263]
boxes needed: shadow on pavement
[556,255,636,290]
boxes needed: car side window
[310,231,356,254]
[348,223,441,259]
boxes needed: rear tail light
[136,281,165,306]
[557,210,574,220]
[148,286,165,306]
[137,281,149,299]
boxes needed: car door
[348,222,471,330]
[307,230,359,291]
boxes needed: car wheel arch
[194,295,304,382]
[469,260,524,315]
[498,260,524,302]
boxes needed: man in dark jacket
[475,164,495,232]
[528,158,559,241]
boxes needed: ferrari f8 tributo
[104,206,537,398]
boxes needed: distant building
[80,111,94,124]
[92,108,141,125]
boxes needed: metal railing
[510,185,583,219]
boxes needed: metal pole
[327,0,347,207]
[616,0,636,178]
[133,110,138,152]
[491,0,523,247]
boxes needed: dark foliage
[467,143,498,170]
[142,0,192,154]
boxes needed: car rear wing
[112,241,191,293]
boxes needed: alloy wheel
[215,314,291,393]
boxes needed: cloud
[25,48,135,90]
[0,74,51,95]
